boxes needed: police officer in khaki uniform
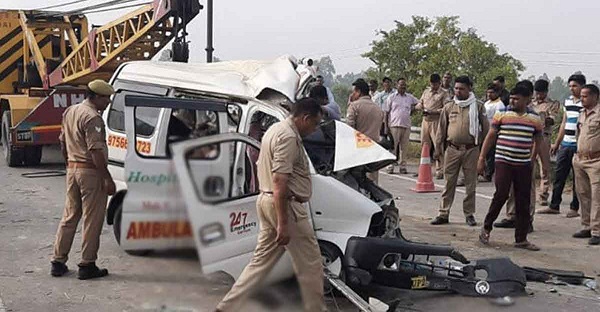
[347,79,384,183]
[216,98,326,312]
[432,76,489,226]
[417,74,449,179]
[531,79,560,206]
[50,80,115,280]
[442,72,453,101]
[572,84,600,245]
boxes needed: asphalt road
[1,146,599,311]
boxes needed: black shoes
[430,216,477,226]
[430,216,449,225]
[466,216,477,226]
[589,236,600,245]
[573,230,592,239]
[78,263,109,280]
[494,218,515,228]
[50,261,69,277]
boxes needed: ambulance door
[170,133,264,279]
[121,95,229,251]
[104,80,169,187]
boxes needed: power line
[34,0,93,10]
[514,50,600,56]
[80,1,151,14]
[61,0,142,15]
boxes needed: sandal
[479,228,490,245]
[514,241,540,251]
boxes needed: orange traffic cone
[411,143,439,193]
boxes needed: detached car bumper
[344,236,527,297]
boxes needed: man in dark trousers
[493,75,511,107]
[478,83,550,251]
[538,74,585,217]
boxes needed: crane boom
[49,0,201,87]
[0,0,202,167]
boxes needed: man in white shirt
[369,79,379,98]
[482,83,505,181]
[372,77,396,138]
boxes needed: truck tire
[24,146,43,166]
[112,204,151,257]
[1,111,24,167]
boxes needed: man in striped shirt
[478,83,550,251]
[538,74,585,217]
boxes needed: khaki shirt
[346,96,384,141]
[257,117,311,203]
[417,87,449,121]
[442,87,453,101]
[532,98,560,135]
[576,104,600,154]
[437,100,489,147]
[59,100,107,163]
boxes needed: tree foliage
[314,56,336,87]
[331,83,352,115]
[363,16,525,98]
[549,76,570,102]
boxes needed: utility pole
[205,0,214,63]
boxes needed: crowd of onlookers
[311,72,600,250]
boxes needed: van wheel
[24,146,43,166]
[319,241,345,296]
[113,204,152,256]
[1,111,24,167]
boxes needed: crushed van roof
[116,55,301,101]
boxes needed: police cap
[87,79,115,96]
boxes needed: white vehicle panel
[310,174,379,236]
[170,134,264,275]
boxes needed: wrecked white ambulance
[103,55,399,278]
[102,56,527,299]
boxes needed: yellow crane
[0,0,201,166]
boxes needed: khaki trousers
[536,135,552,201]
[421,118,443,175]
[573,155,600,236]
[439,145,478,218]
[506,166,536,220]
[217,194,325,312]
[390,126,410,169]
[52,168,107,264]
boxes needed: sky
[5,0,600,81]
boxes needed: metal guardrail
[408,126,557,163]
[410,126,421,143]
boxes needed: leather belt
[260,191,304,203]
[67,162,97,169]
[577,151,600,160]
[449,142,477,150]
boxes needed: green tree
[549,76,570,103]
[363,16,524,99]
[334,72,364,86]
[330,71,366,115]
[314,56,336,87]
[331,83,352,115]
